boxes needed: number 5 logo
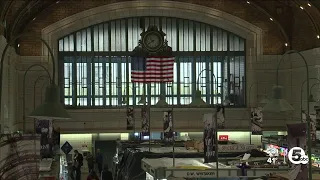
[288,147,309,165]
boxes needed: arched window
[58,17,246,107]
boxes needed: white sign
[173,170,216,178]
[218,144,257,152]
[288,147,309,165]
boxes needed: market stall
[114,139,267,180]
[141,157,296,180]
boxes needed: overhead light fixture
[223,99,231,106]
[32,18,36,21]
[138,94,147,104]
[269,18,273,21]
[246,1,250,4]
[300,6,304,10]
[189,90,206,107]
[259,98,270,105]
[317,35,320,39]
[308,3,311,7]
[56,1,60,3]
[263,86,294,112]
[308,94,316,102]
[29,84,71,120]
[285,43,288,47]
[121,96,127,105]
[17,44,20,47]
[155,94,168,107]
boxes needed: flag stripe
[133,78,173,83]
[131,56,174,83]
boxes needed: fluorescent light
[317,35,320,39]
[270,18,273,21]
[308,3,311,7]
[17,44,20,47]
[285,43,288,47]
[300,6,304,10]
[247,1,250,4]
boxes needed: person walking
[95,149,103,174]
[100,165,113,180]
[74,150,84,180]
[86,152,94,173]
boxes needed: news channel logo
[288,147,309,165]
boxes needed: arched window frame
[58,17,246,108]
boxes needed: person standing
[74,150,84,180]
[86,152,94,173]
[95,149,103,174]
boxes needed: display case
[59,155,69,180]
[141,157,309,180]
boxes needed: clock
[142,31,164,52]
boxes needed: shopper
[95,149,103,174]
[74,150,84,180]
[86,152,94,173]
[100,165,113,180]
[87,170,100,180]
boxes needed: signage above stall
[173,170,217,178]
[218,144,257,152]
[219,135,229,141]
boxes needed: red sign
[219,135,229,141]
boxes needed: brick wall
[13,0,318,56]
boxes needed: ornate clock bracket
[131,26,173,57]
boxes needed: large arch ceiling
[0,0,319,56]
[41,0,263,58]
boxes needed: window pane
[69,35,74,51]
[76,32,81,51]
[94,62,103,105]
[121,59,127,106]
[103,23,109,51]
[64,62,73,105]
[166,62,178,105]
[59,39,63,51]
[76,59,88,106]
[180,57,192,105]
[63,37,69,51]
[93,26,99,51]
[109,57,120,106]
[195,58,206,103]
[81,30,87,51]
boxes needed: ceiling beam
[293,0,320,37]
[244,0,290,46]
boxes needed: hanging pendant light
[189,90,206,107]
[263,85,294,112]
[155,94,168,107]
[138,94,147,104]
[259,98,270,105]
[308,94,316,102]
[29,84,71,119]
[121,96,127,104]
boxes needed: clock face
[142,32,163,52]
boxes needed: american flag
[131,56,174,83]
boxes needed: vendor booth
[113,139,280,180]
[141,157,297,180]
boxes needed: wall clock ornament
[132,26,172,57]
